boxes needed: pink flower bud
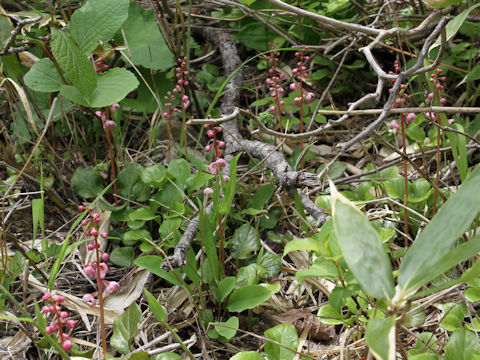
[204,187,214,196]
[440,98,446,105]
[289,83,297,91]
[66,320,76,329]
[269,106,276,112]
[111,103,120,112]
[396,98,402,105]
[208,163,217,175]
[292,68,298,75]
[100,232,107,239]
[218,141,225,148]
[205,144,212,152]
[436,84,444,90]
[204,124,211,129]
[102,252,109,262]
[108,281,119,292]
[42,292,51,301]
[90,229,98,237]
[46,325,55,334]
[87,243,95,251]
[440,76,446,82]
[215,158,226,168]
[78,205,86,211]
[182,95,189,103]
[436,68,443,73]
[82,293,96,305]
[60,311,68,319]
[54,295,65,303]
[41,306,50,313]
[406,113,416,124]
[223,176,229,183]
[280,100,285,106]
[448,118,455,125]
[207,130,215,138]
[62,340,73,351]
[305,92,315,103]
[216,149,223,158]
[294,97,302,105]
[99,263,109,279]
[84,265,96,277]
[389,122,400,131]
[400,84,406,89]
[215,127,222,133]
[428,93,434,100]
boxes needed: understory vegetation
[1,0,480,359]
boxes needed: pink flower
[42,292,51,301]
[82,293,96,305]
[389,122,400,131]
[99,263,109,279]
[289,83,297,91]
[205,144,212,152]
[78,205,86,211]
[294,97,302,105]
[60,311,69,319]
[84,265,96,277]
[208,163,217,175]
[215,158,226,168]
[54,295,65,303]
[448,118,455,125]
[207,129,215,138]
[406,113,416,124]
[102,252,109,262]
[111,103,120,112]
[204,187,214,196]
[440,98,446,105]
[66,320,76,329]
[62,340,73,351]
[218,141,225,149]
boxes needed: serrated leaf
[60,68,139,107]
[227,285,276,312]
[230,223,260,260]
[51,28,97,97]
[71,168,103,199]
[144,288,167,323]
[69,0,129,54]
[331,181,395,301]
[122,2,174,69]
[366,316,396,360]
[24,58,65,92]
[110,302,142,354]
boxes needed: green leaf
[233,23,284,51]
[71,168,103,199]
[230,352,266,360]
[430,3,480,55]
[134,255,183,287]
[213,276,236,303]
[167,158,190,188]
[230,223,260,260]
[318,304,345,325]
[129,208,157,221]
[122,2,174,69]
[249,184,275,209]
[366,316,396,360]
[60,68,139,107]
[117,163,150,202]
[330,182,395,301]
[445,328,480,360]
[141,165,168,188]
[227,284,277,312]
[283,237,322,256]
[439,303,466,331]
[186,171,213,193]
[24,58,65,92]
[264,323,298,360]
[220,153,240,215]
[110,303,142,354]
[213,316,239,341]
[124,229,152,245]
[144,288,167,323]
[69,0,129,54]
[151,353,183,360]
[110,247,134,267]
[51,28,97,97]
[398,166,480,299]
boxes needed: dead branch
[0,16,42,56]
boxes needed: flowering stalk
[78,206,119,355]
[388,60,416,246]
[203,124,227,276]
[266,42,285,149]
[41,292,76,352]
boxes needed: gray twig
[0,16,42,56]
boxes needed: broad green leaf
[462,64,480,84]
[151,183,184,209]
[233,23,284,51]
[318,304,345,325]
[227,284,277,312]
[236,264,266,287]
[110,246,134,267]
[409,354,440,360]
[264,323,298,360]
[230,352,266,360]
[249,184,275,209]
[283,237,321,256]
[430,3,480,55]
[71,168,103,199]
[296,257,339,282]
[398,166,480,299]
[167,158,190,188]
[110,303,142,354]
[408,332,438,357]
[60,68,139,107]
[213,276,236,303]
[439,303,466,331]
[444,328,480,360]
[259,252,281,277]
[117,163,150,202]
[51,28,97,97]
[213,316,239,340]
[186,171,213,193]
[24,58,65,92]
[151,353,183,360]
[330,181,395,301]
[129,352,150,360]
[230,223,260,260]
[366,316,396,360]
[122,2,174,69]
[141,165,168,188]
[69,0,129,54]
[144,288,167,323]
[134,255,183,287]
[123,229,152,245]
[129,208,157,221]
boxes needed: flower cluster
[78,206,119,305]
[388,60,416,130]
[290,48,314,105]
[41,292,76,351]
[95,57,109,74]
[266,42,286,115]
[95,103,120,130]
[204,124,228,196]
[162,57,191,120]
[426,68,455,125]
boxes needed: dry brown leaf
[103,268,150,312]
[18,51,39,68]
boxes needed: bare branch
[0,16,42,56]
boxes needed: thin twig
[0,16,42,56]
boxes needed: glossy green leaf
[122,2,174,69]
[264,323,298,360]
[71,168,103,199]
[439,303,466,331]
[60,68,139,107]
[69,0,129,54]
[214,316,239,340]
[129,208,157,221]
[51,28,96,97]
[167,158,190,188]
[117,163,150,202]
[230,223,260,260]
[230,352,265,360]
[398,166,480,299]
[318,304,345,325]
[134,255,183,287]
[366,316,396,360]
[151,353,183,360]
[144,288,167,323]
[283,237,322,256]
[111,303,142,354]
[24,58,65,92]
[331,182,395,301]
[227,284,277,312]
[249,184,275,209]
[445,328,480,360]
[141,165,168,188]
[213,276,236,303]
[110,247,134,267]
